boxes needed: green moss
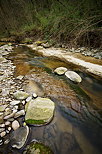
[25,142,53,154]
[25,119,45,125]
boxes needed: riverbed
[0,45,102,154]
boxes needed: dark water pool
[1,45,102,154]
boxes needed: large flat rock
[25,97,55,125]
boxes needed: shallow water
[1,45,102,154]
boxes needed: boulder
[25,97,55,125]
[65,71,82,83]
[54,67,67,75]
[11,126,29,149]
[13,91,29,100]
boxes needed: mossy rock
[23,142,53,154]
[25,97,55,126]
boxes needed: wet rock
[10,100,20,106]
[54,67,67,75]
[12,120,20,130]
[71,101,81,113]
[65,71,82,83]
[11,126,29,149]
[14,110,25,118]
[25,97,55,125]
[13,91,29,100]
[23,80,44,97]
[4,139,10,144]
[23,141,53,154]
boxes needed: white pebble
[14,110,25,118]
[26,96,32,102]
[10,100,20,106]
[12,120,20,130]
[8,127,11,131]
[33,93,38,98]
[5,121,10,126]
[0,131,6,137]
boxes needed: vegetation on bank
[0,0,102,48]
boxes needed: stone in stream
[13,91,29,100]
[65,71,82,83]
[54,67,67,75]
[23,80,44,97]
[12,120,20,130]
[11,126,29,149]
[23,141,53,154]
[25,97,55,125]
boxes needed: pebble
[33,93,38,98]
[22,100,26,105]
[4,112,15,120]
[0,124,5,128]
[10,100,20,106]
[8,127,11,131]
[12,120,20,130]
[0,131,6,137]
[0,128,5,133]
[5,121,10,126]
[4,139,10,144]
[14,110,25,118]
[26,96,32,102]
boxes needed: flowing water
[2,45,102,154]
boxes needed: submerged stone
[25,97,55,125]
[54,67,67,75]
[23,80,44,96]
[11,126,29,149]
[23,141,53,154]
[65,71,82,83]
[13,91,29,100]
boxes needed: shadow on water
[1,45,102,154]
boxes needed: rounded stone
[12,120,20,130]
[65,71,82,83]
[54,67,67,75]
[0,131,6,137]
[25,97,55,126]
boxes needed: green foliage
[0,0,102,46]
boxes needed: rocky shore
[0,44,55,149]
